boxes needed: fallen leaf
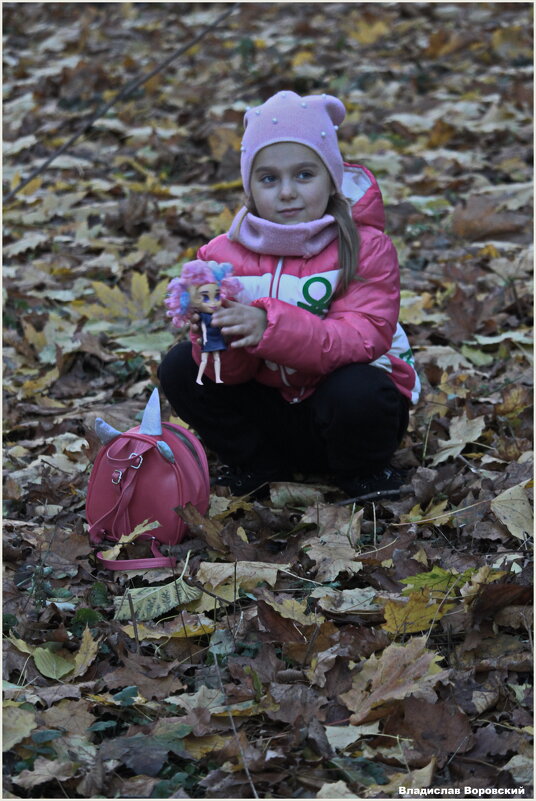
[121,612,216,640]
[301,523,363,582]
[33,647,74,680]
[71,626,100,679]
[317,780,360,798]
[381,590,456,634]
[270,481,327,507]
[502,754,534,786]
[114,577,202,621]
[490,482,533,540]
[324,723,381,752]
[195,560,289,590]
[2,704,38,751]
[430,412,486,465]
[363,758,436,797]
[452,195,529,240]
[339,636,449,724]
[12,757,78,788]
[99,519,161,561]
[262,595,325,625]
[176,503,228,552]
[384,697,474,766]
[311,587,381,616]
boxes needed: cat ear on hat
[323,94,346,126]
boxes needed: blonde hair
[327,191,360,297]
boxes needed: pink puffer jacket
[193,163,421,405]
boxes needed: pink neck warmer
[227,207,338,257]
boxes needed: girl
[159,91,421,501]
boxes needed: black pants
[158,342,409,478]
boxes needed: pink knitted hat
[240,91,346,192]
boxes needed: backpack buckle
[129,453,143,469]
[112,469,123,484]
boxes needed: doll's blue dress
[200,312,226,352]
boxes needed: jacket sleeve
[246,232,400,374]
[190,242,261,384]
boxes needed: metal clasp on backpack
[129,453,143,469]
[112,469,123,484]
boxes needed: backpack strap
[95,537,176,571]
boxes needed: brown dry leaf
[430,412,486,466]
[452,195,529,240]
[490,482,533,541]
[262,594,325,625]
[12,756,78,789]
[266,682,327,725]
[2,704,38,751]
[256,599,315,643]
[103,655,185,700]
[455,632,532,672]
[363,758,436,797]
[384,698,474,766]
[176,503,228,552]
[494,605,533,630]
[300,509,363,581]
[339,636,449,724]
[41,698,96,734]
[471,582,532,625]
[195,560,289,590]
[121,612,216,640]
[317,780,360,798]
[311,586,381,616]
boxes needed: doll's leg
[196,352,209,385]
[213,352,223,383]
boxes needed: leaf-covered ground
[3,3,533,798]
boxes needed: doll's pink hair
[165,260,243,328]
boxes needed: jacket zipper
[270,258,290,387]
[271,257,284,297]
[270,257,306,402]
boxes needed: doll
[165,260,243,385]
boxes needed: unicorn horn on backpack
[94,388,175,463]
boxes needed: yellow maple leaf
[351,19,389,45]
[208,206,235,235]
[381,590,455,634]
[291,50,313,68]
[130,271,152,316]
[20,368,59,398]
[74,271,159,322]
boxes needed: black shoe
[336,466,404,503]
[212,465,283,497]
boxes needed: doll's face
[190,282,222,314]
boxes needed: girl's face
[191,282,221,313]
[249,142,332,225]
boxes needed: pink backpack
[86,388,210,570]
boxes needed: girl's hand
[212,300,267,348]
[190,311,202,344]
